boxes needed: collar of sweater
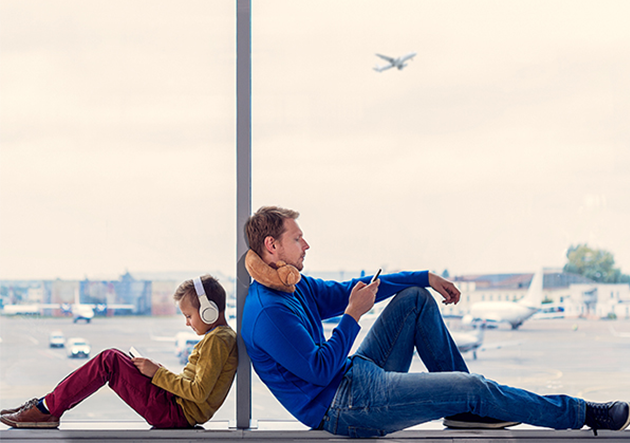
[244,249,301,293]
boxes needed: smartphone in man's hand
[370,269,382,284]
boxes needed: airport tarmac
[1,314,629,427]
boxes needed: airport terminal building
[440,270,630,320]
[2,270,629,320]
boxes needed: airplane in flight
[462,269,545,330]
[373,52,416,72]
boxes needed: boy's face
[179,294,211,335]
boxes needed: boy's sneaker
[444,412,520,429]
[0,398,38,416]
[585,401,630,434]
[0,403,59,428]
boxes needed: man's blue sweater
[241,271,430,428]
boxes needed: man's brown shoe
[0,398,38,416]
[0,404,59,428]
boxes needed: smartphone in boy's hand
[129,346,142,358]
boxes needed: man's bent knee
[391,287,437,311]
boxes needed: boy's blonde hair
[173,274,226,312]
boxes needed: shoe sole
[618,402,630,431]
[0,415,59,429]
[443,419,520,429]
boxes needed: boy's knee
[99,348,127,364]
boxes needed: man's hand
[428,272,461,305]
[132,357,161,378]
[345,280,379,322]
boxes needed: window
[1,1,235,423]
[2,0,630,429]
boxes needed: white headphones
[193,277,219,325]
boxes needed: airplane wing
[401,53,416,62]
[375,53,395,63]
[373,64,394,73]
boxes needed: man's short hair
[245,206,300,258]
[173,274,226,312]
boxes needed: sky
[1,0,629,281]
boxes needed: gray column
[236,0,252,429]
[236,0,252,430]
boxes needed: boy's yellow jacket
[152,325,237,425]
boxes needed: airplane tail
[519,268,544,308]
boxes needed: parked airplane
[373,52,416,72]
[1,302,133,318]
[451,328,484,360]
[71,304,95,323]
[532,303,565,320]
[1,287,135,319]
[450,325,522,359]
[462,269,544,330]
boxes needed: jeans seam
[415,297,450,372]
[378,307,417,368]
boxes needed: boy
[1,275,238,429]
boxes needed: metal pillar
[235,0,252,430]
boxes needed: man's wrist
[344,309,360,323]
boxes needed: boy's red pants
[45,349,190,428]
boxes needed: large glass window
[1,0,235,423]
[2,0,629,429]
[249,0,630,424]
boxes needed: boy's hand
[345,280,379,322]
[132,357,161,378]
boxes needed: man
[241,206,629,437]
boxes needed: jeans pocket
[348,426,386,438]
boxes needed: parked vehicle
[66,337,91,358]
[49,331,65,348]
[174,332,200,363]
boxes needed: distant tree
[441,269,450,279]
[563,244,629,283]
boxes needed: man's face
[274,218,310,271]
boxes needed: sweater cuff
[338,313,361,335]
[151,366,167,387]
[418,270,430,287]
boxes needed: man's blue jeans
[320,287,586,437]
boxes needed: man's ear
[263,236,276,255]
